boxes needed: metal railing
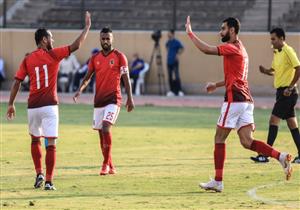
[1,0,299,32]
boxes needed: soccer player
[185,16,292,192]
[251,28,300,163]
[6,12,91,190]
[73,27,134,175]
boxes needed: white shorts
[217,102,254,131]
[27,105,58,138]
[93,104,120,130]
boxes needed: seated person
[130,53,145,94]
[0,57,6,89]
[58,54,80,92]
[72,48,99,93]
[21,53,30,91]
[21,76,30,91]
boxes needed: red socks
[31,141,43,174]
[99,130,112,166]
[250,140,280,160]
[213,140,280,182]
[102,132,112,165]
[45,145,56,182]
[31,140,56,181]
[214,143,226,181]
[99,130,105,157]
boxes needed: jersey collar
[101,49,115,57]
[274,42,286,53]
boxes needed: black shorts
[272,87,298,119]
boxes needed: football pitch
[1,103,299,210]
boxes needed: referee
[251,28,300,163]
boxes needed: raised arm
[7,80,22,120]
[185,16,218,55]
[73,70,94,103]
[69,11,91,53]
[259,65,274,76]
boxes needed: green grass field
[1,103,299,210]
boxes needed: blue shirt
[131,58,145,75]
[166,38,183,65]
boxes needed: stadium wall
[0,29,299,95]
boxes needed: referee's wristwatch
[287,86,294,92]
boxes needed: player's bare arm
[206,81,225,93]
[7,80,22,120]
[185,16,218,55]
[122,73,135,112]
[259,65,274,76]
[69,11,91,53]
[284,65,300,96]
[73,71,94,103]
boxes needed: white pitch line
[247,181,299,209]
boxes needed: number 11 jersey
[15,47,70,108]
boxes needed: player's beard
[221,32,230,42]
[47,43,53,50]
[102,43,112,52]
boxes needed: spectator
[21,53,30,91]
[166,29,184,96]
[0,57,6,89]
[130,53,145,94]
[22,76,30,91]
[72,48,99,93]
[58,54,80,92]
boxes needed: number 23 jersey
[15,47,70,108]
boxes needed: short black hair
[169,29,175,34]
[223,17,240,34]
[34,28,50,45]
[270,27,285,40]
[100,27,112,33]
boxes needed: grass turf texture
[1,103,299,210]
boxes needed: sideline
[1,91,296,109]
[247,181,300,209]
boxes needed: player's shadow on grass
[2,190,215,201]
[55,163,209,170]
[56,165,99,170]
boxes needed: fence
[0,0,299,32]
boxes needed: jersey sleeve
[119,53,129,75]
[286,47,300,68]
[51,46,70,61]
[217,43,239,56]
[14,58,27,81]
